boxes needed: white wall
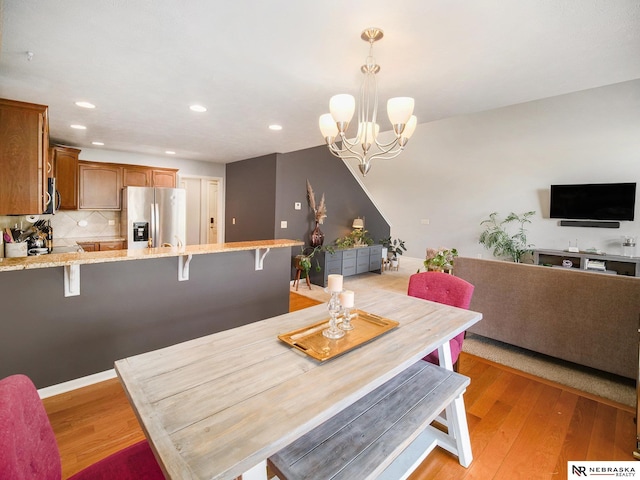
[350,79,640,260]
[77,148,226,178]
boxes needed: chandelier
[319,28,417,176]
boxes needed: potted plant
[424,247,458,272]
[336,229,373,248]
[306,180,327,247]
[380,237,407,267]
[479,211,535,262]
[294,245,322,278]
[294,245,335,278]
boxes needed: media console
[533,248,640,277]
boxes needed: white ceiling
[1,0,639,164]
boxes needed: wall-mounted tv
[550,183,636,221]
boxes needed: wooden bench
[268,360,472,480]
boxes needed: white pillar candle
[327,274,343,293]
[340,290,354,308]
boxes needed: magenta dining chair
[0,374,165,480]
[407,271,475,371]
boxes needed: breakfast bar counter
[0,239,302,272]
[0,240,302,389]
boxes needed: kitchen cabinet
[151,168,177,187]
[77,242,96,252]
[78,161,123,210]
[77,240,125,252]
[122,165,177,188]
[51,145,80,210]
[0,98,49,215]
[122,165,151,187]
[98,240,125,251]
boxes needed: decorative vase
[310,222,324,247]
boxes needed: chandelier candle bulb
[329,94,355,126]
[319,114,339,139]
[387,97,415,125]
[327,274,343,293]
[401,116,418,140]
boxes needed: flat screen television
[550,182,636,221]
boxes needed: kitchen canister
[5,242,28,258]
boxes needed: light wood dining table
[115,289,482,480]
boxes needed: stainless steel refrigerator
[121,186,186,249]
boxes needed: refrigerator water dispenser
[133,222,149,242]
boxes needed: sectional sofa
[454,256,640,379]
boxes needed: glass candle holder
[341,307,354,331]
[322,291,345,339]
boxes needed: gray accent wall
[226,154,277,241]
[0,249,291,388]
[225,145,390,275]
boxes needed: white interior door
[179,175,224,245]
[208,180,219,243]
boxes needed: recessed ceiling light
[70,124,87,130]
[269,124,283,131]
[91,141,104,146]
[75,101,96,109]
[165,150,176,155]
[189,105,207,112]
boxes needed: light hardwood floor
[43,292,636,480]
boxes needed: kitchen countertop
[71,236,127,244]
[0,239,303,272]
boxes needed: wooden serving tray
[278,310,399,361]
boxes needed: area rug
[463,333,635,407]
[292,256,636,407]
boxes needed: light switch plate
[281,221,287,228]
[294,202,301,210]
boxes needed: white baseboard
[38,369,117,399]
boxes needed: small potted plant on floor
[294,244,336,278]
[294,245,322,278]
[380,237,407,268]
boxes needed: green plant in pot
[479,211,535,262]
[380,237,407,261]
[424,247,458,272]
[336,229,373,248]
[294,245,335,278]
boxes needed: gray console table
[309,245,383,287]
[533,248,640,277]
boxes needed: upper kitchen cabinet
[123,165,177,188]
[123,165,151,187]
[0,98,49,215]
[151,168,177,187]
[51,145,80,210]
[78,161,123,210]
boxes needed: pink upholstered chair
[407,271,475,371]
[0,374,165,480]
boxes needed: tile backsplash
[0,211,120,245]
